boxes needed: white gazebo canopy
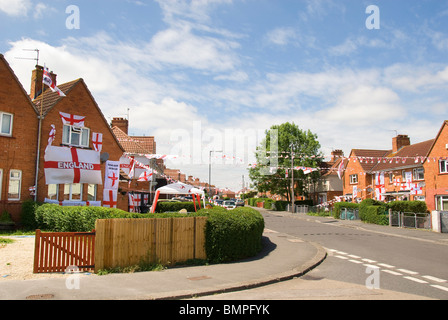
[151,182,205,213]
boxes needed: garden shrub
[386,201,428,213]
[333,202,359,219]
[204,207,265,263]
[359,199,388,225]
[153,201,197,213]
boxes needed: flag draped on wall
[44,146,102,185]
[92,132,103,152]
[104,161,120,190]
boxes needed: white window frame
[0,112,13,136]
[64,183,83,201]
[350,174,358,184]
[436,195,448,211]
[87,184,97,201]
[62,124,90,148]
[413,168,424,181]
[8,170,21,201]
[440,160,448,174]
[47,184,59,201]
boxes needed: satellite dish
[100,152,109,163]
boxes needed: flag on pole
[43,65,66,97]
[46,124,56,151]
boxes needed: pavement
[1,207,447,301]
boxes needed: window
[0,112,13,136]
[64,183,82,201]
[440,160,448,174]
[413,168,424,181]
[350,174,358,184]
[87,184,97,201]
[8,170,21,201]
[47,184,58,200]
[62,124,90,148]
[436,195,448,211]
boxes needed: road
[197,209,448,300]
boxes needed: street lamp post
[209,150,223,200]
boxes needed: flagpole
[34,67,45,202]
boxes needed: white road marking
[377,263,395,269]
[430,285,448,292]
[382,270,403,276]
[404,276,428,284]
[398,269,419,275]
[422,275,447,283]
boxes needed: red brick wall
[342,158,373,201]
[424,122,448,211]
[0,56,39,223]
[36,80,126,211]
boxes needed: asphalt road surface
[196,210,448,300]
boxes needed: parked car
[214,200,223,207]
[236,199,245,207]
[222,200,236,210]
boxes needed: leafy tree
[248,122,323,202]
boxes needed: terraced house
[0,54,127,223]
[342,123,448,212]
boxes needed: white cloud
[265,27,298,46]
[0,0,31,16]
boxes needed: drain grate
[26,294,55,300]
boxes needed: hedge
[333,202,359,219]
[200,207,265,263]
[387,201,428,213]
[27,202,265,265]
[153,201,197,213]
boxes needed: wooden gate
[33,229,96,274]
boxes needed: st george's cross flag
[103,189,117,208]
[59,112,86,128]
[104,160,120,190]
[43,65,66,97]
[92,132,103,152]
[44,146,102,185]
[138,169,153,181]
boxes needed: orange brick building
[424,121,448,211]
[342,124,448,212]
[0,55,128,223]
[0,55,40,223]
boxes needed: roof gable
[0,54,38,115]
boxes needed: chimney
[30,65,57,100]
[111,117,129,134]
[330,150,344,162]
[392,135,410,153]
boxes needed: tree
[248,122,323,202]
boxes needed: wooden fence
[94,217,207,272]
[33,229,96,273]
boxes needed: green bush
[272,200,289,211]
[263,199,274,209]
[387,201,428,213]
[153,201,197,213]
[334,202,359,219]
[33,203,265,265]
[204,207,265,264]
[21,200,41,230]
[359,199,388,225]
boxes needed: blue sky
[1,0,448,192]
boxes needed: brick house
[30,67,126,211]
[110,118,168,208]
[424,121,448,211]
[0,55,130,223]
[342,149,389,202]
[309,150,345,206]
[0,54,40,223]
[342,127,448,211]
